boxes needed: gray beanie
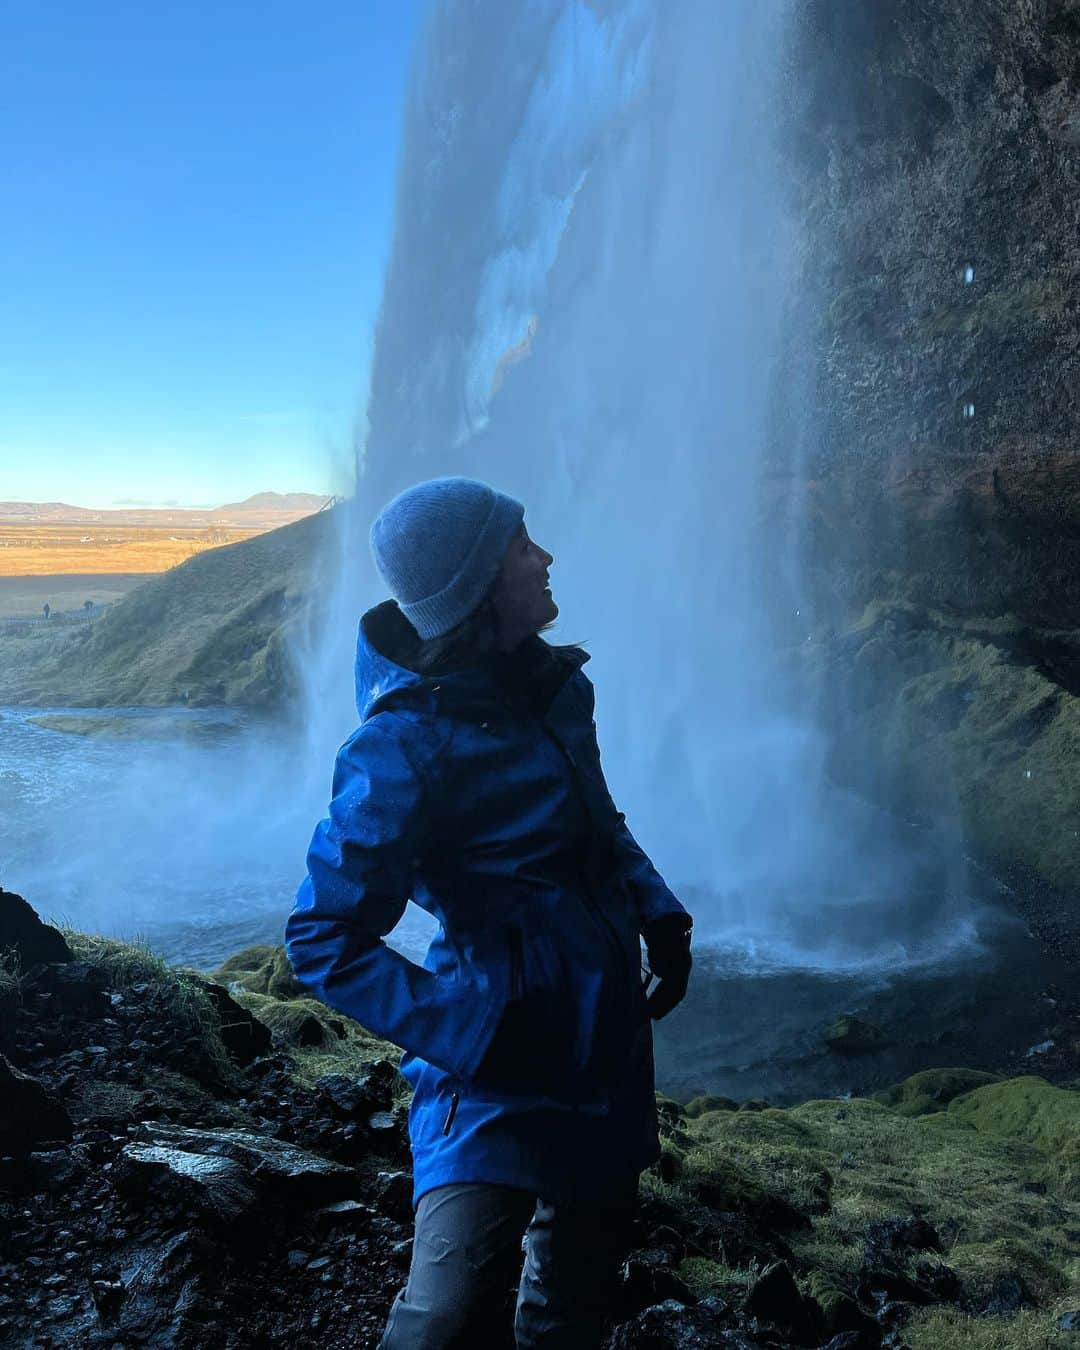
[369,477,525,639]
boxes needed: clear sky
[1,1,424,509]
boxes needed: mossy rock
[874,1068,1002,1117]
[683,1094,738,1119]
[232,990,404,1091]
[945,1077,1080,1161]
[212,944,304,1000]
[236,992,346,1047]
[663,1090,1080,1321]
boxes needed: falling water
[306,0,988,975]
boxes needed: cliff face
[782,1,1080,917]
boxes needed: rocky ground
[2,887,1079,1349]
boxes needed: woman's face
[490,524,557,648]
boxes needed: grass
[656,1080,1080,1331]
[0,524,266,578]
[906,1307,1076,1349]
[0,509,333,708]
[63,930,240,1086]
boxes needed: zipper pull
[442,1091,460,1136]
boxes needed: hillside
[0,509,337,709]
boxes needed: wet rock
[183,974,272,1066]
[609,1298,755,1349]
[373,1170,414,1223]
[312,1198,376,1231]
[616,1255,697,1321]
[25,1148,84,1194]
[1059,1310,1080,1331]
[0,887,71,966]
[317,1061,396,1119]
[0,1055,73,1154]
[825,1017,890,1055]
[129,1122,362,1204]
[120,1144,259,1223]
[746,1261,824,1345]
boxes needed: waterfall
[307,0,982,972]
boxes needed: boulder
[0,888,71,967]
[0,1054,73,1154]
[182,973,271,1066]
[616,1256,697,1321]
[609,1299,756,1349]
[129,1122,362,1204]
[316,1060,397,1119]
[746,1262,824,1346]
[120,1146,259,1224]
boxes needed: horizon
[0,488,332,513]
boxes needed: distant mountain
[0,493,333,527]
[213,492,332,515]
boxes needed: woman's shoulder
[342,706,453,780]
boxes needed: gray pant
[379,1182,635,1349]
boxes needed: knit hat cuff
[399,491,524,639]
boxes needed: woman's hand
[642,913,693,1020]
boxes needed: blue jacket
[285,603,687,1205]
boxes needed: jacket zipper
[442,1090,460,1135]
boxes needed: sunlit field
[0,523,266,586]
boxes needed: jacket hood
[355,600,588,721]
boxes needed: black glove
[642,913,693,1021]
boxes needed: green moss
[906,1307,1074,1349]
[683,1094,738,1118]
[677,1256,763,1303]
[658,1091,1080,1316]
[926,276,1070,337]
[232,990,403,1090]
[818,603,1080,898]
[874,1068,1003,1117]
[212,944,304,999]
[947,1235,1069,1306]
[945,1078,1080,1195]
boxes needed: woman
[286,476,693,1348]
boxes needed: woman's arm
[612,813,688,929]
[285,717,502,1079]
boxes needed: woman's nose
[538,544,554,567]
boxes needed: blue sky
[1,1,424,508]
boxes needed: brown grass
[0,524,267,580]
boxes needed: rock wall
[781,0,1080,919]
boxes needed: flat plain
[0,523,268,617]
